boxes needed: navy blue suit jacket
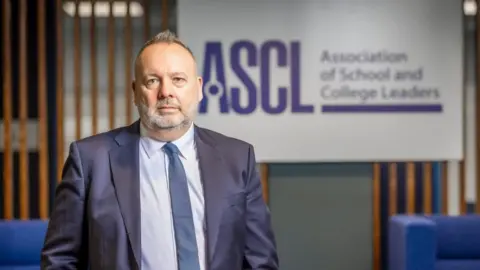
[41,120,279,270]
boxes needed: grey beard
[137,102,193,131]
[147,117,192,131]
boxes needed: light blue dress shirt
[139,123,206,270]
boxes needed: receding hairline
[134,30,196,69]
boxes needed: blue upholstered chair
[389,215,480,270]
[0,220,48,270]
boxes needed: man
[41,30,279,270]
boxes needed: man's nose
[158,81,174,98]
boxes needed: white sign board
[178,0,463,162]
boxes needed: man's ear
[132,81,138,105]
[197,77,203,102]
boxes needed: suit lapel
[194,126,229,264]
[109,121,141,268]
[108,122,227,267]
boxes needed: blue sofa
[389,215,480,270]
[0,220,48,270]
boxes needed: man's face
[133,42,203,131]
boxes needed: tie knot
[163,142,180,156]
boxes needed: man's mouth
[157,106,178,112]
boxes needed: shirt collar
[139,122,195,159]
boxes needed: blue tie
[163,142,201,270]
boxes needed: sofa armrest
[388,215,436,270]
[0,220,48,266]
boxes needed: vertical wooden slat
[372,163,381,270]
[476,1,480,214]
[442,161,449,214]
[38,0,49,219]
[74,0,82,140]
[2,0,13,220]
[108,0,115,129]
[406,162,415,214]
[161,0,168,30]
[143,0,150,40]
[459,160,467,214]
[461,11,468,214]
[423,162,432,214]
[56,0,64,182]
[260,164,269,203]
[125,0,133,124]
[91,0,98,135]
[388,163,397,215]
[19,0,30,219]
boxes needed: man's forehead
[140,43,194,62]
[135,42,196,73]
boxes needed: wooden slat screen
[0,0,158,219]
[2,0,13,220]
[74,0,82,140]
[423,162,432,214]
[108,0,115,130]
[388,163,397,215]
[406,162,415,214]
[59,1,155,150]
[1,0,52,220]
[56,0,65,184]
[372,163,381,270]
[144,0,150,40]
[459,160,467,214]
[90,0,99,135]
[125,0,133,124]
[19,0,29,220]
[38,0,49,220]
[442,161,449,214]
[477,3,480,214]
[59,0,154,161]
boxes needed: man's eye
[173,77,185,83]
[146,79,158,85]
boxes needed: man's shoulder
[196,125,253,150]
[71,125,130,154]
[196,126,257,171]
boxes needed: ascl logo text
[199,40,314,115]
